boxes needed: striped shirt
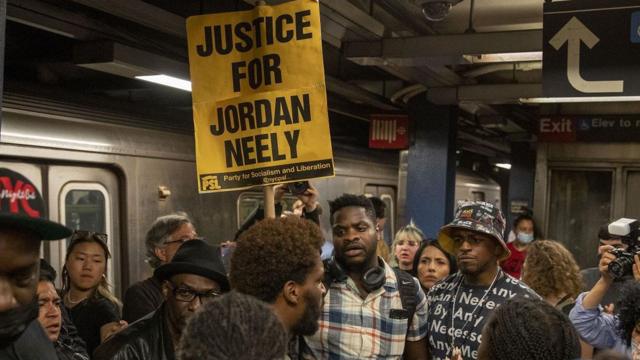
[306,261,429,359]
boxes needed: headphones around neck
[326,256,386,293]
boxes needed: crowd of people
[2,179,640,360]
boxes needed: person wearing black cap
[426,201,539,360]
[580,224,634,307]
[0,167,73,359]
[93,239,229,360]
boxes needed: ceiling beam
[428,83,542,105]
[344,30,542,66]
[8,0,104,39]
[69,0,186,38]
[326,76,398,111]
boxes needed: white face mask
[516,232,534,244]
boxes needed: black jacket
[0,319,58,360]
[56,305,90,360]
[122,276,164,324]
[93,304,175,360]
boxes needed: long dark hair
[412,238,458,278]
[62,231,121,308]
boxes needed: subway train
[0,92,501,296]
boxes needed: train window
[236,192,300,228]
[471,191,486,202]
[60,183,114,284]
[625,171,640,220]
[64,190,106,234]
[547,169,612,269]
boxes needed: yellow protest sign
[187,0,334,193]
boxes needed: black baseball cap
[0,168,72,240]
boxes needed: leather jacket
[93,304,175,360]
[0,319,58,360]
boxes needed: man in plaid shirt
[306,194,429,359]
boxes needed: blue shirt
[569,292,630,355]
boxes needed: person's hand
[633,254,640,282]
[100,320,128,342]
[603,303,615,314]
[297,183,318,212]
[598,245,617,282]
[274,184,286,203]
[445,347,462,360]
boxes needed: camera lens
[608,254,634,279]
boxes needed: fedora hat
[438,200,510,260]
[0,168,71,240]
[155,239,230,291]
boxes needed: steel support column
[405,96,457,238]
[507,142,536,233]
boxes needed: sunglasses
[70,230,108,243]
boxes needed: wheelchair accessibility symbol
[632,11,640,43]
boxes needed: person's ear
[161,281,170,299]
[154,247,168,263]
[282,280,301,305]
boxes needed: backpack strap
[392,268,418,331]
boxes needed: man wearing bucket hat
[94,239,229,360]
[0,168,73,359]
[425,201,539,360]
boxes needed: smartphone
[288,181,310,195]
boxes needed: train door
[47,166,121,295]
[623,168,640,220]
[0,161,121,293]
[364,184,396,246]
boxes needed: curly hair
[177,291,288,360]
[229,216,323,303]
[521,240,583,300]
[616,282,640,346]
[480,297,581,360]
[329,194,376,225]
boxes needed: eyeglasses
[163,235,200,247]
[167,282,222,303]
[163,238,188,246]
[69,230,108,243]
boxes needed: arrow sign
[549,16,624,93]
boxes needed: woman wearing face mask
[500,214,535,279]
[413,239,457,292]
[391,221,424,274]
[62,231,126,356]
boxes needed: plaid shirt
[306,261,429,359]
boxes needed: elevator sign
[539,115,640,142]
[543,0,640,97]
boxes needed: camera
[415,0,463,22]
[607,218,640,279]
[287,181,310,196]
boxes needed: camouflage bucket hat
[437,201,510,260]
